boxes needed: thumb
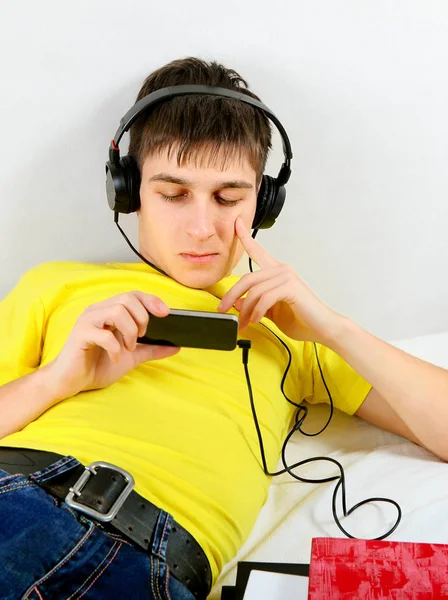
[134,343,180,365]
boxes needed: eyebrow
[147,172,253,189]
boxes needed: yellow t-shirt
[0,261,372,583]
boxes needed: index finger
[235,217,278,269]
[85,291,169,336]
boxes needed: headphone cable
[114,212,168,277]
[115,212,402,537]
[237,335,402,540]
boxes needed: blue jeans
[0,456,196,600]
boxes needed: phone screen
[137,310,239,351]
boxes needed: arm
[330,318,448,461]
[0,365,61,440]
[0,291,179,441]
[219,218,448,462]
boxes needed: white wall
[0,0,447,340]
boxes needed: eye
[159,192,240,206]
[216,196,240,206]
[160,193,186,201]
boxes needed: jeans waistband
[0,446,212,599]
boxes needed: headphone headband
[106,82,294,244]
[109,84,292,186]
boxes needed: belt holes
[185,576,190,583]
[141,503,146,509]
[172,526,177,533]
[144,538,149,544]
[186,539,190,545]
[196,552,201,559]
[111,475,117,482]
[173,564,178,570]
[96,499,102,505]
[128,526,133,532]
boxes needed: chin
[171,264,229,289]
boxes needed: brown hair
[128,57,272,184]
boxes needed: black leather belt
[0,447,212,599]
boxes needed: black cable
[114,212,168,277]
[248,229,259,273]
[116,213,401,536]
[237,338,402,540]
[259,322,333,437]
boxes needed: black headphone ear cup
[121,155,141,213]
[253,175,271,230]
[105,155,141,214]
[254,175,285,230]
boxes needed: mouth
[180,253,219,265]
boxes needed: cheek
[140,199,179,232]
[238,202,257,231]
[215,212,244,240]
[230,197,257,227]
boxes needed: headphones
[106,85,293,231]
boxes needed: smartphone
[137,309,239,351]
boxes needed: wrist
[36,361,70,406]
[318,311,354,349]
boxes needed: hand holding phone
[43,292,179,402]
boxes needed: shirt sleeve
[303,342,372,415]
[0,270,46,387]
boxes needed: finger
[235,217,278,269]
[86,304,141,352]
[85,292,168,336]
[133,344,180,365]
[238,275,288,330]
[114,293,152,337]
[250,288,286,325]
[233,298,244,312]
[122,292,171,338]
[118,292,163,337]
[130,291,170,319]
[218,266,281,312]
[77,328,122,363]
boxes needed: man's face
[137,148,258,288]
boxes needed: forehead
[141,144,257,184]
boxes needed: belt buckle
[65,461,135,522]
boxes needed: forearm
[329,317,448,458]
[0,365,62,440]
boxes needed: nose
[185,199,216,241]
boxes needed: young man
[0,57,447,600]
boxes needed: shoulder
[5,262,119,303]
[14,261,102,289]
[19,261,120,283]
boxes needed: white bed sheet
[210,332,448,598]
